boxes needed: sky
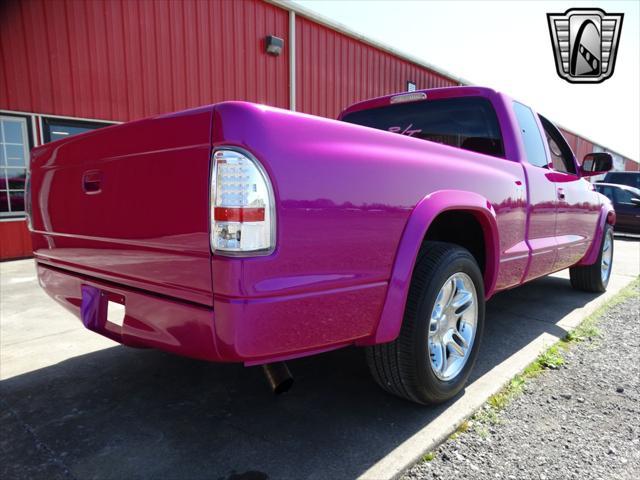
[294,0,639,161]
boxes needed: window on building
[512,102,548,168]
[1,116,30,217]
[42,117,109,143]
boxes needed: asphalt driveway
[1,238,638,480]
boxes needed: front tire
[366,242,485,405]
[569,224,614,293]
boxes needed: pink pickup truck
[27,87,615,404]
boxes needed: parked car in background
[599,171,640,189]
[595,183,640,234]
[28,86,615,405]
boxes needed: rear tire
[366,242,485,405]
[569,224,614,293]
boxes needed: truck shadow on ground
[1,275,601,480]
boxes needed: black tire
[569,224,614,293]
[366,241,485,405]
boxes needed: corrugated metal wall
[560,130,579,156]
[625,160,639,171]
[559,129,593,164]
[0,0,290,121]
[294,15,457,119]
[0,220,33,260]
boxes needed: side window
[538,115,576,174]
[614,188,634,205]
[1,115,29,217]
[42,117,109,143]
[598,186,614,202]
[512,102,548,168]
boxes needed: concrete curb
[358,273,638,480]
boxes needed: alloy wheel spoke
[439,342,448,373]
[451,290,473,315]
[447,338,465,357]
[453,329,469,349]
[429,316,439,333]
[434,289,445,310]
[441,279,456,309]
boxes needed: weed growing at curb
[448,419,470,440]
[565,278,638,344]
[420,277,640,462]
[421,451,436,462]
[536,344,565,369]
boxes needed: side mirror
[631,197,640,207]
[580,152,613,177]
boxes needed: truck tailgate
[29,107,214,306]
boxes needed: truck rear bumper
[37,263,387,364]
[37,263,222,362]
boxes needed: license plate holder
[81,285,126,337]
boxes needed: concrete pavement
[1,238,638,480]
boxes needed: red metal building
[0,0,636,260]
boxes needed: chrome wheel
[601,230,613,283]
[428,272,478,381]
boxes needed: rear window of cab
[341,96,504,158]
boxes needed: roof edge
[267,0,470,86]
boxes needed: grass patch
[471,374,526,432]
[473,405,500,426]
[565,277,638,344]
[522,361,544,377]
[475,424,489,438]
[456,419,470,433]
[484,374,527,414]
[448,419,471,440]
[565,324,600,343]
[421,451,436,462]
[536,344,565,369]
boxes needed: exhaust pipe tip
[262,362,294,395]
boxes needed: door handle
[557,188,565,200]
[83,170,102,193]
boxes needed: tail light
[210,148,275,255]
